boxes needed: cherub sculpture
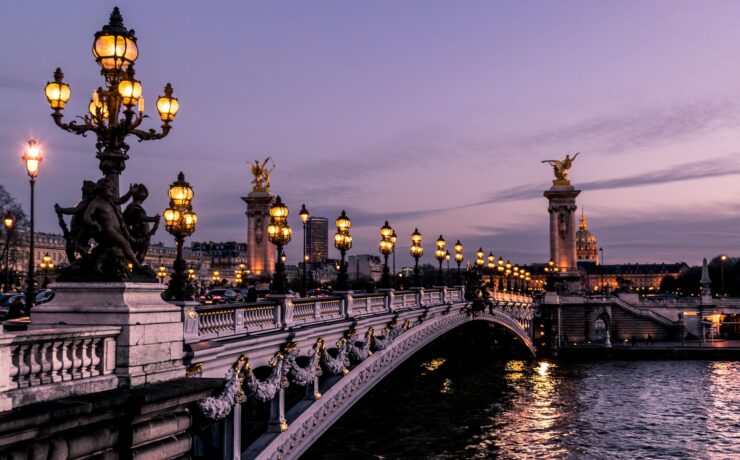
[123,184,160,263]
[247,157,275,191]
[542,152,580,184]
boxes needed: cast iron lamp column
[410,228,423,287]
[720,254,728,297]
[299,204,309,297]
[445,250,451,286]
[3,213,14,292]
[504,260,512,291]
[23,140,42,312]
[163,172,197,301]
[390,230,398,289]
[435,235,446,286]
[453,240,463,285]
[334,210,352,291]
[379,221,394,289]
[267,196,292,295]
[44,8,179,199]
[497,257,504,291]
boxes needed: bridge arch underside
[250,309,534,460]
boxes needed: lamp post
[454,240,463,285]
[211,270,220,287]
[23,140,42,313]
[163,172,197,301]
[3,213,14,292]
[40,253,54,288]
[544,259,559,291]
[44,8,179,200]
[334,210,352,291]
[497,257,504,291]
[720,254,728,297]
[475,248,485,275]
[267,196,292,295]
[435,235,446,286]
[390,230,398,288]
[379,221,394,288]
[599,247,605,294]
[299,204,309,297]
[486,252,495,289]
[410,228,423,287]
[504,260,512,291]
[445,250,451,286]
[157,265,167,284]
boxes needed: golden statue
[542,152,580,185]
[247,157,275,191]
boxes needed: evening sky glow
[2,0,740,266]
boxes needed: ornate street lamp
[23,140,42,312]
[3,213,14,292]
[334,210,352,291]
[299,204,309,297]
[454,240,463,285]
[40,253,54,288]
[163,172,197,300]
[435,235,446,286]
[45,8,179,280]
[157,265,167,284]
[410,228,423,287]
[497,256,504,290]
[267,196,292,295]
[45,8,179,199]
[720,254,728,297]
[390,230,398,288]
[487,252,495,289]
[212,270,221,286]
[475,247,485,274]
[378,221,394,288]
[445,250,451,285]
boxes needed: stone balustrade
[183,288,535,345]
[0,326,119,411]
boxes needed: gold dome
[576,209,599,263]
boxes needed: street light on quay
[435,235,446,286]
[410,228,423,287]
[267,196,292,295]
[23,139,42,313]
[299,204,309,297]
[163,172,197,301]
[40,253,54,288]
[390,230,398,288]
[720,254,728,298]
[3,212,15,292]
[454,240,463,285]
[379,221,394,288]
[445,250,451,285]
[497,256,505,290]
[157,265,167,284]
[334,210,352,291]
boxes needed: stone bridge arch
[248,308,534,460]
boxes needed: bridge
[186,287,534,459]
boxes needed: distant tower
[305,217,329,264]
[576,209,599,263]
[242,158,277,276]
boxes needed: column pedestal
[242,190,276,277]
[30,282,185,387]
[544,184,582,292]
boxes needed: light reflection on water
[304,342,739,459]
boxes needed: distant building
[578,261,688,292]
[190,241,248,282]
[305,217,328,265]
[347,254,383,283]
[576,210,599,263]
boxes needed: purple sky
[2,1,740,267]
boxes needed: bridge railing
[0,326,120,409]
[182,287,534,344]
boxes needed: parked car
[199,289,242,304]
[306,288,331,297]
[35,289,55,305]
[0,293,25,319]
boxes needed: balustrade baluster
[60,340,73,381]
[38,342,53,385]
[81,338,93,378]
[90,338,102,377]
[50,341,63,382]
[71,339,83,379]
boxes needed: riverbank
[557,340,740,360]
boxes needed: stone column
[242,190,275,276]
[544,184,580,273]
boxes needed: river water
[303,324,739,459]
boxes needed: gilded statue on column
[248,157,275,192]
[542,152,580,186]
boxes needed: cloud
[0,75,37,93]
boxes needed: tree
[0,184,28,229]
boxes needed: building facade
[190,241,248,283]
[347,254,383,283]
[305,217,328,265]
